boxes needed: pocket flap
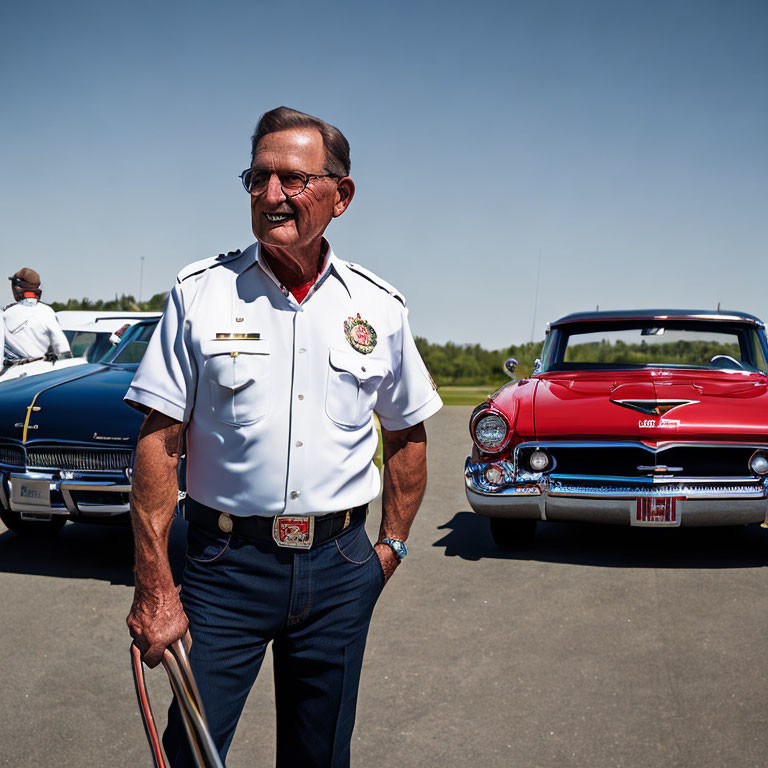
[200,337,271,357]
[329,348,388,381]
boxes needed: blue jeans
[163,508,385,767]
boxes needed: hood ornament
[610,399,698,416]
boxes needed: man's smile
[263,212,295,223]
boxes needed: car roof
[56,311,162,332]
[550,309,764,329]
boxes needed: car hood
[0,356,87,383]
[533,370,768,442]
[0,364,144,445]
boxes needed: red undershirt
[289,274,319,304]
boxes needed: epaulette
[177,249,243,284]
[344,262,406,306]
[2,302,17,311]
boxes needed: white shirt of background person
[3,299,71,359]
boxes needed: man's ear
[332,177,355,218]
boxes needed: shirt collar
[254,240,352,301]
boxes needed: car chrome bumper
[0,469,131,519]
[464,458,768,526]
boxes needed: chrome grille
[27,447,132,471]
[0,444,25,467]
[525,445,759,478]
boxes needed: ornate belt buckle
[272,516,314,549]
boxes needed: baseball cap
[9,268,41,291]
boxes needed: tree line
[51,293,169,313]
[414,337,543,387]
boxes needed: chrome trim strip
[551,473,762,485]
[514,440,768,452]
[27,465,129,474]
[59,481,131,493]
[73,502,131,515]
[547,482,765,499]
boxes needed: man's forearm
[379,422,428,542]
[127,411,187,666]
[131,412,182,591]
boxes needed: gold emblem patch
[344,314,377,354]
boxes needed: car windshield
[99,320,159,365]
[63,330,117,362]
[541,321,768,374]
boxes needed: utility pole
[530,250,542,343]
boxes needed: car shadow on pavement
[434,511,768,569]
[0,518,188,586]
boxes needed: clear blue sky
[1,0,766,348]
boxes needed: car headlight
[529,450,550,471]
[472,411,510,453]
[749,452,768,475]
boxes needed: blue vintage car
[0,319,159,536]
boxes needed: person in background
[3,268,71,362]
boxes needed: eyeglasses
[239,168,341,197]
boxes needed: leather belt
[183,497,368,550]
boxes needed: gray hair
[250,106,351,177]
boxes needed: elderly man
[125,106,442,767]
[3,268,71,362]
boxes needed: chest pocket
[201,338,271,427]
[326,348,389,429]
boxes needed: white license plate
[11,478,51,508]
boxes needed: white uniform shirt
[3,299,71,359]
[125,242,442,517]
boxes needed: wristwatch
[380,538,407,560]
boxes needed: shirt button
[290,491,300,499]
[298,348,306,353]
[297,394,304,400]
[295,441,303,447]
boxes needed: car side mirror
[503,358,518,379]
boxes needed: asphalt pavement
[1,406,767,767]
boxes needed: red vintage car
[465,309,768,548]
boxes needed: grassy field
[437,385,497,406]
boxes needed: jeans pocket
[335,524,376,564]
[186,523,231,563]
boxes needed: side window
[69,331,96,358]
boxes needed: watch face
[384,538,407,559]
